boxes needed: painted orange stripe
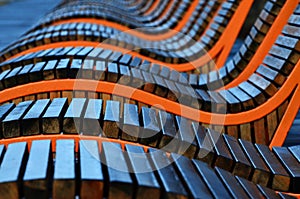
[269,85,300,148]
[144,0,161,15]
[0,135,149,153]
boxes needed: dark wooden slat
[192,123,215,165]
[223,134,252,178]
[29,62,46,82]
[0,103,15,138]
[148,149,188,199]
[69,59,82,78]
[121,103,139,142]
[103,100,120,138]
[239,139,270,186]
[53,140,75,199]
[95,60,106,81]
[257,184,281,199]
[82,99,102,136]
[278,192,298,199]
[255,144,290,191]
[215,167,249,199]
[119,65,131,85]
[107,63,119,83]
[2,101,33,138]
[140,107,160,147]
[63,98,86,134]
[101,142,133,199]
[55,59,70,79]
[79,140,104,199]
[207,128,233,171]
[236,176,264,198]
[142,71,156,94]
[273,147,300,192]
[22,99,50,136]
[157,110,179,152]
[170,153,213,199]
[43,60,57,80]
[288,145,300,163]
[17,64,33,84]
[42,98,68,134]
[81,59,94,79]
[0,142,28,199]
[175,116,197,159]
[192,160,231,198]
[23,140,52,199]
[125,145,160,199]
[4,66,22,88]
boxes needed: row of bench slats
[0,139,297,199]
[0,98,299,192]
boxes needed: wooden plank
[2,101,33,138]
[103,100,120,138]
[157,110,179,152]
[257,184,281,199]
[0,142,28,199]
[153,75,168,97]
[82,99,102,136]
[55,59,70,79]
[288,145,300,163]
[229,86,255,111]
[223,134,252,178]
[170,153,213,199]
[22,99,50,136]
[207,128,233,171]
[148,149,187,199]
[23,140,52,199]
[95,60,106,81]
[81,59,94,79]
[101,142,133,199]
[3,66,22,88]
[239,139,270,186]
[29,62,46,82]
[43,60,57,80]
[0,103,15,138]
[107,63,119,83]
[192,160,231,198]
[175,116,197,159]
[239,81,266,105]
[236,176,264,198]
[121,103,139,142]
[125,145,160,199]
[273,147,300,192]
[42,98,68,134]
[255,144,290,191]
[140,107,160,147]
[119,65,131,85]
[17,64,33,84]
[79,140,104,199]
[215,167,249,198]
[192,123,215,165]
[53,140,75,199]
[141,71,155,93]
[63,98,86,134]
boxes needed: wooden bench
[0,139,297,198]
